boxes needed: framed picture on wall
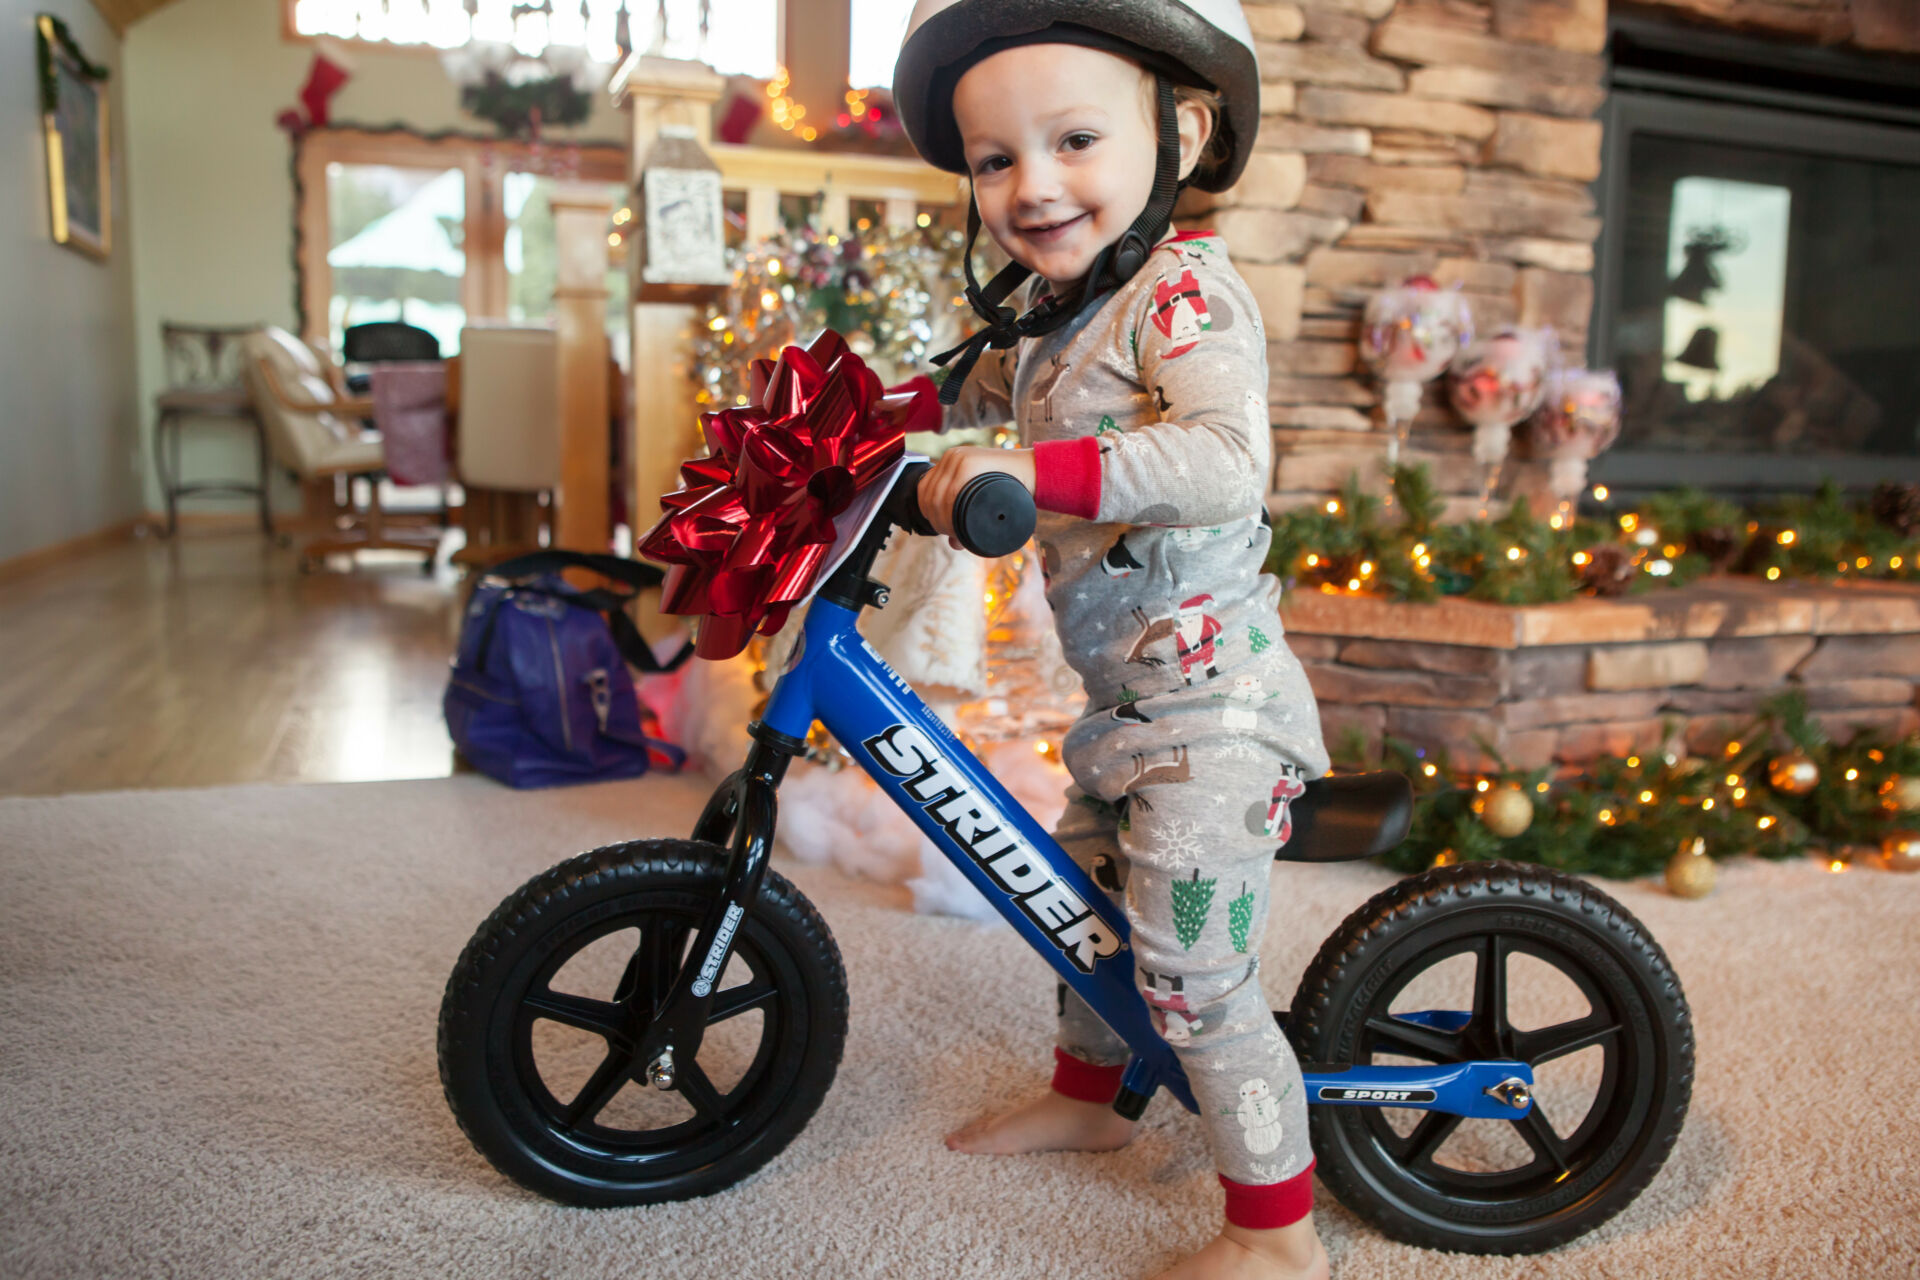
[36,14,110,260]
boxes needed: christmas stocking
[280,39,354,133]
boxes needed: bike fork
[638,723,804,1083]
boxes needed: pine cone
[1580,543,1636,597]
[1872,482,1920,536]
[1688,526,1742,570]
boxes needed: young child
[893,4,1332,1279]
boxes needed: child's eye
[973,155,1009,175]
[1064,133,1097,152]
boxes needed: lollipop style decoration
[1530,367,1623,519]
[1361,276,1473,466]
[1447,327,1555,515]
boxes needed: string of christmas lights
[1354,691,1920,890]
[1270,469,1920,606]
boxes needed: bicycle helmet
[894,0,1261,402]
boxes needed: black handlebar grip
[951,471,1037,558]
[885,460,938,537]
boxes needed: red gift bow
[637,329,938,660]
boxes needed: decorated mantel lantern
[634,124,731,303]
[1530,367,1623,521]
[1360,275,1472,467]
[1447,326,1554,515]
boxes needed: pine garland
[1268,470,1920,606]
[1347,692,1920,879]
[36,15,108,116]
[459,71,593,138]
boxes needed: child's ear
[1175,97,1214,184]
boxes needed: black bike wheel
[1286,861,1692,1254]
[438,839,848,1207]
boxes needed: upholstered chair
[240,325,439,570]
[451,324,562,564]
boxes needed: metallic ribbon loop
[637,329,930,659]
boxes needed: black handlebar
[885,461,1037,559]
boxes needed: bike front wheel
[438,839,848,1207]
[1287,861,1692,1254]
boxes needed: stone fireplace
[1191,0,1920,520]
[1182,0,1920,766]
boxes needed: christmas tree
[1227,882,1255,953]
[1248,627,1271,656]
[1171,868,1216,950]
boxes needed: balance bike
[438,464,1694,1255]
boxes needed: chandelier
[435,1,623,137]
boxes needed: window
[295,130,627,357]
[653,0,779,77]
[286,0,777,76]
[847,0,913,89]
[325,162,468,355]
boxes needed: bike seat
[1275,771,1413,863]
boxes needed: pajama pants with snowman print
[946,231,1328,1224]
[1047,607,1322,1218]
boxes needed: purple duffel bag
[445,551,693,788]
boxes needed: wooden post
[613,55,727,633]
[549,181,615,552]
[781,0,852,158]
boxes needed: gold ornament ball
[1880,831,1920,873]
[1767,750,1820,796]
[1665,837,1717,898]
[1889,776,1920,812]
[1481,787,1534,838]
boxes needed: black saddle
[1275,771,1413,863]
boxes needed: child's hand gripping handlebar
[886,460,1036,558]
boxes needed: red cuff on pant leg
[1050,1048,1126,1103]
[1220,1162,1315,1230]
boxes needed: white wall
[123,0,627,513]
[0,2,142,562]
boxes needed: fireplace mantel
[1282,575,1920,769]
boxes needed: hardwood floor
[0,531,462,796]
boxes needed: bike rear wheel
[1287,861,1692,1254]
[438,839,848,1206]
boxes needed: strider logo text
[690,902,745,997]
[863,723,1121,973]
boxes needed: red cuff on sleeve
[1219,1163,1316,1230]
[1031,436,1102,520]
[884,374,943,436]
[1050,1048,1126,1103]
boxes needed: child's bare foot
[1151,1217,1329,1280]
[943,1089,1137,1155]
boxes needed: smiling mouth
[1019,214,1087,241]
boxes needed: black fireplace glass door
[1597,92,1920,492]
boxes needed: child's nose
[1015,158,1065,209]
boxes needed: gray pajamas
[946,232,1327,1186]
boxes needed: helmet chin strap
[932,75,1184,407]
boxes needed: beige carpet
[2,774,1916,1280]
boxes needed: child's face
[953,43,1165,288]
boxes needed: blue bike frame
[759,596,1533,1122]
